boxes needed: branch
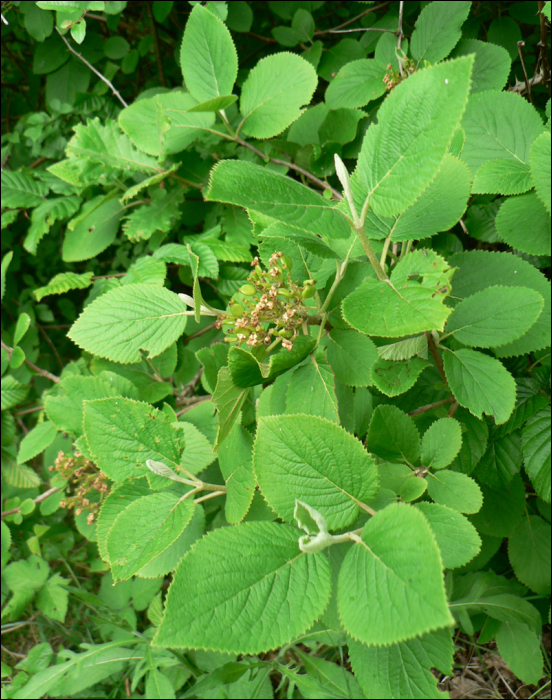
[55,27,128,108]
[147,1,166,87]
[1,340,60,383]
[426,332,447,385]
[409,396,454,417]
[314,1,392,36]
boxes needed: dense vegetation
[1,1,551,698]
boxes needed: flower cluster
[383,59,417,91]
[216,252,316,352]
[49,450,109,525]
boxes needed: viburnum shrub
[1,1,551,698]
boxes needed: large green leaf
[460,91,545,179]
[180,4,237,103]
[119,92,215,157]
[496,622,544,687]
[522,408,551,503]
[68,284,188,364]
[415,502,481,569]
[443,348,516,425]
[239,52,317,139]
[448,250,551,357]
[446,285,544,348]
[107,491,195,581]
[338,502,454,645]
[83,398,182,484]
[410,1,471,63]
[530,131,551,215]
[508,515,551,595]
[349,629,453,699]
[342,250,454,337]
[205,160,351,239]
[254,414,378,530]
[355,55,473,218]
[152,522,331,653]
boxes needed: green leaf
[477,432,522,489]
[180,4,237,103]
[522,408,551,503]
[421,417,463,470]
[451,409,489,475]
[508,516,551,594]
[1,252,13,301]
[338,502,454,646]
[448,250,551,357]
[68,284,188,364]
[13,313,31,347]
[44,373,138,437]
[399,475,428,503]
[294,647,364,699]
[495,192,551,256]
[470,474,526,537]
[410,1,471,63]
[371,357,430,397]
[218,423,256,524]
[205,160,351,239]
[355,55,473,218]
[426,470,483,514]
[326,329,379,387]
[62,195,125,262]
[121,256,166,286]
[451,38,511,94]
[254,414,378,530]
[461,91,544,179]
[119,92,215,157]
[530,131,551,215]
[495,622,544,686]
[1,171,48,209]
[443,348,516,425]
[17,421,57,465]
[342,250,454,337]
[1,376,29,411]
[446,285,544,348]
[285,357,339,424]
[104,36,129,60]
[367,405,421,464]
[349,629,453,699]
[239,52,317,139]
[152,522,331,653]
[212,367,249,451]
[415,502,481,569]
[122,187,184,243]
[228,335,316,388]
[84,398,183,484]
[24,3,54,42]
[456,593,541,634]
[25,196,82,255]
[178,422,217,476]
[33,271,94,302]
[107,491,195,581]
[325,59,386,110]
[472,158,532,195]
[66,118,158,176]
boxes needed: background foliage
[1,1,551,698]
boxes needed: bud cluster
[216,252,316,352]
[383,59,417,91]
[49,450,109,525]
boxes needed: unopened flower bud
[302,285,316,299]
[231,303,245,317]
[281,255,293,271]
[239,284,257,296]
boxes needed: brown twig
[147,1,166,87]
[36,323,63,371]
[55,27,128,108]
[314,1,392,36]
[182,320,219,345]
[235,137,342,199]
[516,41,532,104]
[15,406,45,416]
[1,487,60,518]
[1,340,60,383]
[409,396,454,417]
[176,394,212,416]
[426,332,447,385]
[537,1,551,97]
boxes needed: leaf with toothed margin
[152,521,331,654]
[338,502,454,646]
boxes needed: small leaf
[426,469,483,514]
[17,422,57,465]
[34,271,94,302]
[371,357,430,397]
[414,502,481,569]
[508,515,551,594]
[212,367,249,451]
[421,418,463,470]
[367,405,421,465]
[239,53,317,139]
